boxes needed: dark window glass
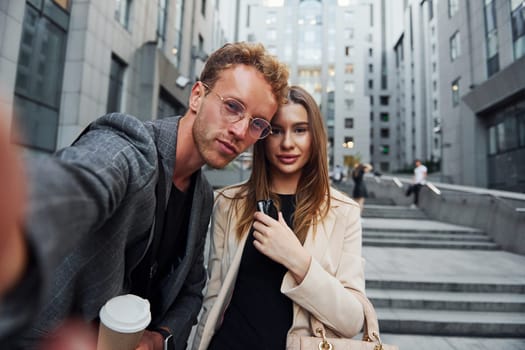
[380,128,390,138]
[511,0,525,59]
[519,111,525,147]
[107,55,127,113]
[344,118,354,129]
[14,2,68,152]
[158,88,185,118]
[379,96,389,105]
[380,113,389,122]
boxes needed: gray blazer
[0,113,213,349]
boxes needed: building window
[343,136,354,149]
[380,113,389,122]
[368,79,373,89]
[267,29,277,41]
[380,128,390,138]
[511,0,525,60]
[428,0,434,20]
[266,11,277,25]
[344,28,354,40]
[157,0,167,49]
[107,54,127,113]
[345,99,354,109]
[450,31,460,61]
[381,145,390,154]
[344,81,355,94]
[345,46,353,57]
[380,96,390,105]
[368,64,373,73]
[451,78,460,107]
[345,64,354,74]
[484,0,499,76]
[158,88,185,118]
[115,0,132,29]
[172,0,184,67]
[201,0,206,16]
[520,112,525,147]
[448,0,459,17]
[345,118,354,128]
[370,112,374,121]
[14,1,68,152]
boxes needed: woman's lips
[277,155,299,164]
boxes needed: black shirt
[208,194,296,350]
[130,180,194,316]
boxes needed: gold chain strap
[315,327,333,350]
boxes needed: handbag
[287,292,398,350]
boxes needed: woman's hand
[252,211,311,284]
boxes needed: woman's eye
[271,128,283,135]
[295,127,308,134]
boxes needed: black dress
[352,166,368,198]
[208,194,296,350]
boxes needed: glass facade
[14,0,69,152]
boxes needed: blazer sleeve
[191,193,230,349]
[281,200,365,338]
[0,114,158,340]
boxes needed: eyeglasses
[202,83,272,139]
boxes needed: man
[406,159,428,208]
[0,42,289,349]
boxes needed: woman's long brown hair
[216,85,331,244]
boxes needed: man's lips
[217,139,239,156]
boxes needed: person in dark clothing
[352,163,372,213]
[0,42,289,350]
[192,86,366,350]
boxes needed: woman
[192,86,365,350]
[352,162,372,213]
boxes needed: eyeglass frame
[201,83,272,140]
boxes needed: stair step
[363,227,485,235]
[363,232,492,242]
[367,289,525,312]
[366,280,525,293]
[376,308,525,336]
[363,212,428,219]
[363,238,499,250]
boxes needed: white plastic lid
[99,294,151,333]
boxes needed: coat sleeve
[0,113,158,341]
[281,200,365,338]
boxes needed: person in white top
[406,159,427,207]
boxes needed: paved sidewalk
[362,218,525,285]
[379,333,525,350]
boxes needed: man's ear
[189,82,204,113]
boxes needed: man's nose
[228,116,250,139]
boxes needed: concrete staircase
[360,204,525,340]
[362,205,498,250]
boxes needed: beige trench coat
[192,187,366,350]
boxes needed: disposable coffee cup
[97,294,151,350]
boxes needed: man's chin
[205,156,233,170]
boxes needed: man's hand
[0,107,27,297]
[135,329,165,350]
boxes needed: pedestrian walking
[406,159,427,208]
